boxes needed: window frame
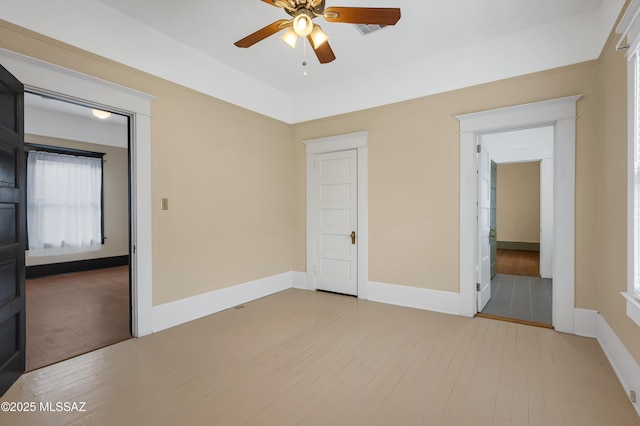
[25,143,106,251]
[622,0,640,327]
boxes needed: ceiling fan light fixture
[293,11,313,37]
[309,25,329,48]
[280,28,298,49]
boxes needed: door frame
[0,48,155,337]
[456,95,581,334]
[304,131,369,299]
[481,127,554,279]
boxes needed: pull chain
[303,37,308,77]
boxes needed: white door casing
[313,150,358,295]
[540,158,554,279]
[0,48,155,337]
[304,132,369,299]
[477,145,492,311]
[481,127,554,279]
[456,95,581,334]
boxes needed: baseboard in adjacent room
[26,255,129,279]
[496,241,540,251]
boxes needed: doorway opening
[475,125,555,325]
[24,92,132,370]
[0,47,153,396]
[456,95,580,334]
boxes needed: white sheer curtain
[27,151,102,256]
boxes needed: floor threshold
[475,312,554,329]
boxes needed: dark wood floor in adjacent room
[26,266,131,371]
[496,248,540,276]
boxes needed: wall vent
[354,23,387,35]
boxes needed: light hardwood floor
[2,289,638,425]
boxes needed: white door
[313,150,358,296]
[477,145,491,311]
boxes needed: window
[620,0,640,326]
[634,52,640,301]
[26,150,103,256]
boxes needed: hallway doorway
[24,93,132,370]
[456,95,580,333]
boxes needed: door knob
[350,231,356,245]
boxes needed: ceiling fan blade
[261,0,293,10]
[323,7,401,25]
[234,20,291,48]
[307,37,336,64]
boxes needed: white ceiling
[0,0,626,123]
[24,92,129,148]
[25,92,128,125]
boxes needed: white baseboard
[574,308,598,338]
[152,271,293,332]
[596,314,640,416]
[292,271,308,290]
[367,281,460,316]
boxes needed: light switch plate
[161,198,169,210]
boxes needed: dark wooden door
[0,63,25,397]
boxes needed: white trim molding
[152,272,293,332]
[0,47,156,337]
[292,271,307,290]
[597,313,640,416]
[574,308,598,338]
[455,95,582,334]
[303,131,369,300]
[367,281,460,316]
[617,0,640,54]
[622,292,640,328]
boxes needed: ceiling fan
[234,0,401,64]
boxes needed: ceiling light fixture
[280,28,299,49]
[234,1,401,65]
[309,25,329,49]
[292,11,313,37]
[91,109,111,119]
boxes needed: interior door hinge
[476,144,482,153]
[133,245,136,254]
[476,283,480,291]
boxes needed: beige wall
[496,162,540,244]
[0,20,294,306]
[24,134,129,266]
[293,62,600,302]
